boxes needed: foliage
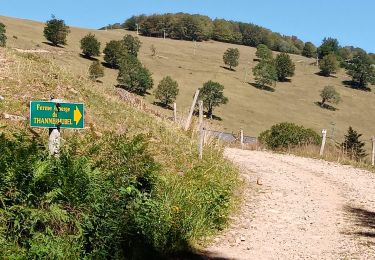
[0,22,6,47]
[154,76,179,107]
[275,53,295,81]
[103,40,127,68]
[123,34,141,57]
[341,127,367,161]
[252,59,277,88]
[123,13,304,54]
[319,53,339,76]
[89,60,104,81]
[259,122,321,150]
[199,81,228,119]
[117,55,153,95]
[346,53,375,88]
[302,42,317,58]
[320,86,341,107]
[223,48,240,70]
[80,33,101,58]
[256,44,272,60]
[318,37,340,59]
[43,16,70,46]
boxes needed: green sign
[30,101,84,129]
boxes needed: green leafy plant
[154,76,179,107]
[89,60,104,81]
[259,122,321,150]
[43,16,70,46]
[223,48,240,70]
[80,33,101,58]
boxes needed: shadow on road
[344,205,375,238]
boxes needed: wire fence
[205,129,257,144]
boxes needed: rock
[0,95,4,101]
[2,113,26,121]
[240,236,246,241]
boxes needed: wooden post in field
[240,129,244,149]
[198,100,204,160]
[173,102,177,123]
[184,89,200,131]
[320,129,327,156]
[371,136,375,166]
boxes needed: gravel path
[204,148,375,259]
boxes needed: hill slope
[1,15,375,148]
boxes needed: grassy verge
[0,48,240,258]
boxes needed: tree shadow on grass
[192,110,223,121]
[248,82,275,92]
[79,53,98,61]
[167,250,232,260]
[220,66,235,72]
[314,71,337,78]
[314,101,338,111]
[343,205,375,238]
[42,41,64,48]
[101,61,118,69]
[342,80,372,92]
[278,78,292,83]
[153,101,173,110]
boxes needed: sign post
[30,100,84,155]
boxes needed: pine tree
[341,127,367,161]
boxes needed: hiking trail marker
[30,100,84,155]
[30,101,84,129]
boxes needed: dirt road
[204,149,375,259]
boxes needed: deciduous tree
[346,53,375,88]
[80,33,101,58]
[320,86,341,108]
[89,60,104,81]
[199,81,228,119]
[154,76,179,107]
[275,53,295,81]
[223,48,240,70]
[43,16,70,46]
[252,60,277,88]
[319,53,339,76]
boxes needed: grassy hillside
[0,18,241,257]
[1,15,375,150]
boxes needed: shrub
[80,33,101,58]
[0,22,6,47]
[43,16,70,46]
[117,55,153,95]
[154,76,179,107]
[275,52,295,81]
[319,53,339,76]
[223,48,240,70]
[259,122,321,150]
[89,60,104,81]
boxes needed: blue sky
[1,0,374,52]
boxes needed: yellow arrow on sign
[74,106,82,125]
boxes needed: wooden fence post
[198,100,204,160]
[173,102,177,123]
[371,136,375,166]
[184,89,200,131]
[320,129,327,156]
[240,129,244,149]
